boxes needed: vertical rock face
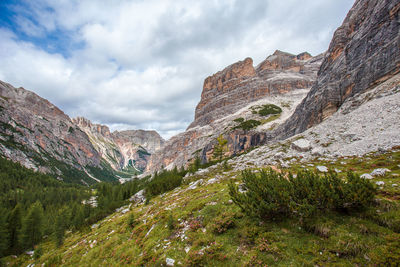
[189,51,322,129]
[0,81,102,180]
[278,0,400,138]
[73,117,164,172]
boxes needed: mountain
[147,51,324,171]
[73,117,164,173]
[0,81,163,184]
[0,81,104,184]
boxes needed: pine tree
[0,208,9,257]
[20,201,44,249]
[7,203,22,253]
[54,211,66,247]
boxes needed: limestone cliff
[278,0,400,138]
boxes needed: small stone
[166,258,175,266]
[334,168,342,173]
[360,173,373,179]
[376,181,385,186]
[207,178,218,184]
[316,166,328,172]
[392,184,398,187]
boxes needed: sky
[0,0,355,139]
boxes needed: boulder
[291,139,312,152]
[166,258,175,266]
[130,189,146,204]
[360,173,373,179]
[371,168,391,177]
[316,165,328,173]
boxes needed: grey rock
[371,168,391,177]
[130,189,146,204]
[291,139,312,152]
[166,258,175,266]
[376,181,385,186]
[360,173,373,180]
[316,166,328,172]
[188,179,204,190]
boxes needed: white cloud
[0,0,355,139]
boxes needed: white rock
[291,139,312,152]
[376,181,385,186]
[316,166,328,173]
[130,189,146,203]
[207,178,218,184]
[371,168,391,177]
[121,208,130,214]
[334,168,342,173]
[188,179,203,190]
[360,173,373,179]
[166,258,175,266]
[392,184,398,187]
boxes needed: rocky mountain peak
[188,50,322,129]
[73,117,112,138]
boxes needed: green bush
[233,117,244,123]
[229,169,376,221]
[233,119,261,131]
[257,104,282,116]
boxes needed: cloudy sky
[0,0,354,139]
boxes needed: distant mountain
[73,117,164,173]
[0,81,163,184]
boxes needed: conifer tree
[20,201,44,249]
[0,208,9,257]
[7,203,22,253]
[54,211,66,247]
[213,134,228,161]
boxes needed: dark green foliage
[20,201,44,249]
[0,208,9,257]
[233,117,244,123]
[34,245,43,260]
[233,119,261,131]
[54,211,66,247]
[7,204,22,253]
[127,213,136,228]
[0,156,144,256]
[167,214,175,230]
[256,104,282,116]
[145,168,185,198]
[229,169,377,221]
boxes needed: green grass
[4,149,400,266]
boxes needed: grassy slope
[6,150,400,266]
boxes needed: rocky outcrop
[189,51,322,129]
[0,81,102,183]
[278,0,400,138]
[73,117,164,172]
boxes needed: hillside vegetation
[4,149,400,266]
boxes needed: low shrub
[209,212,236,234]
[233,119,261,131]
[257,104,282,116]
[229,169,376,221]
